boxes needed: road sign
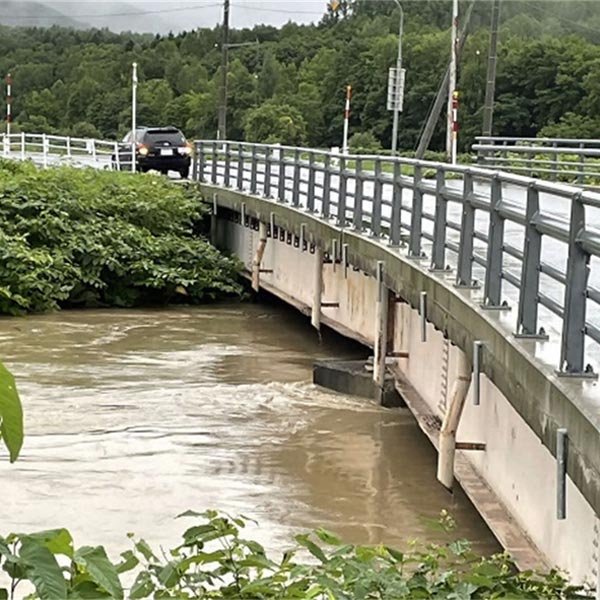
[387,67,405,112]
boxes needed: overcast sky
[46,1,327,32]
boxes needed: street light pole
[217,0,230,141]
[391,0,403,156]
[131,62,137,173]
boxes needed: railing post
[91,139,97,167]
[20,132,25,161]
[66,136,72,159]
[430,169,448,271]
[292,148,301,207]
[337,155,347,228]
[322,154,331,219]
[559,192,592,376]
[264,146,272,198]
[551,141,558,181]
[250,144,258,194]
[482,175,506,308]
[353,157,363,231]
[42,133,48,168]
[224,142,231,187]
[306,151,316,212]
[578,142,585,185]
[389,161,402,246]
[211,140,218,184]
[516,184,546,338]
[456,171,476,287]
[371,158,383,238]
[408,165,423,258]
[114,142,121,171]
[277,145,285,202]
[195,142,204,182]
[237,143,244,191]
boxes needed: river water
[0,302,498,559]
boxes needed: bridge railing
[473,136,600,187]
[0,132,123,170]
[195,139,600,378]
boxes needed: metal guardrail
[195,139,600,378]
[473,136,600,187]
[0,132,127,170]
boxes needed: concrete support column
[437,349,471,490]
[373,262,389,398]
[251,222,268,292]
[311,246,323,331]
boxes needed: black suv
[113,126,192,178]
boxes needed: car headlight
[138,146,149,156]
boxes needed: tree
[244,101,307,145]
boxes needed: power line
[0,2,222,21]
[522,1,600,36]
[231,3,324,16]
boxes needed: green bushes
[0,160,242,314]
[0,511,589,599]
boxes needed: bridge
[4,132,600,583]
[193,140,600,585]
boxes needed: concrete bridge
[4,131,600,583]
[192,140,600,585]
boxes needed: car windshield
[143,130,185,146]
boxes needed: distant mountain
[0,0,88,28]
[49,2,174,34]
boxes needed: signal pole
[342,85,352,155]
[217,0,230,141]
[131,62,137,173]
[6,73,12,137]
[446,0,459,163]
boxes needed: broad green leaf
[315,528,342,546]
[25,529,74,558]
[19,538,67,600]
[68,580,112,599]
[133,539,155,561]
[129,571,154,599]
[0,362,23,462]
[295,534,327,563]
[74,546,123,599]
[0,589,7,600]
[116,550,139,574]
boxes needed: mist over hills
[0,1,324,33]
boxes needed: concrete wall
[218,217,599,584]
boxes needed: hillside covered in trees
[1,0,600,152]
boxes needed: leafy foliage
[0,160,241,315]
[0,511,591,599]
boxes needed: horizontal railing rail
[0,132,131,170]
[195,139,600,379]
[473,136,600,187]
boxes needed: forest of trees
[1,0,600,153]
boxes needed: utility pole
[131,62,137,173]
[482,0,501,137]
[446,0,459,163]
[217,0,230,141]
[390,0,404,155]
[416,0,475,159]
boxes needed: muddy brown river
[0,302,498,558]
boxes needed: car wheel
[180,167,190,179]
